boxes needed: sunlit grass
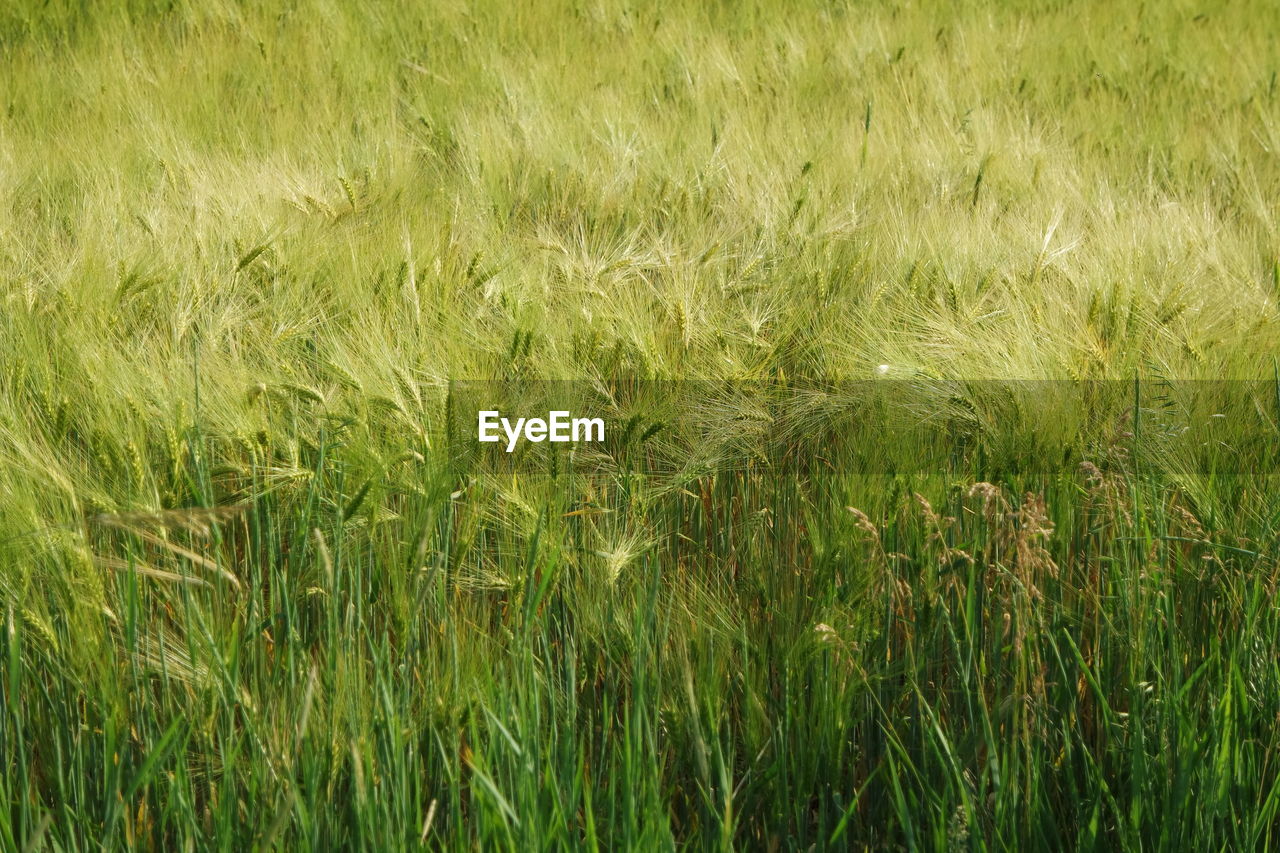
[3,0,1280,849]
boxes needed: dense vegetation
[3,1,1280,848]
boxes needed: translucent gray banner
[439,379,1280,477]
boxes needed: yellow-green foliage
[2,0,1278,394]
[3,3,1280,849]
[2,0,1276,515]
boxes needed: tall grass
[3,0,1280,849]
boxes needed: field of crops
[4,1,1280,849]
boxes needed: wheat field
[3,1,1280,849]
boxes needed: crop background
[3,0,1280,849]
